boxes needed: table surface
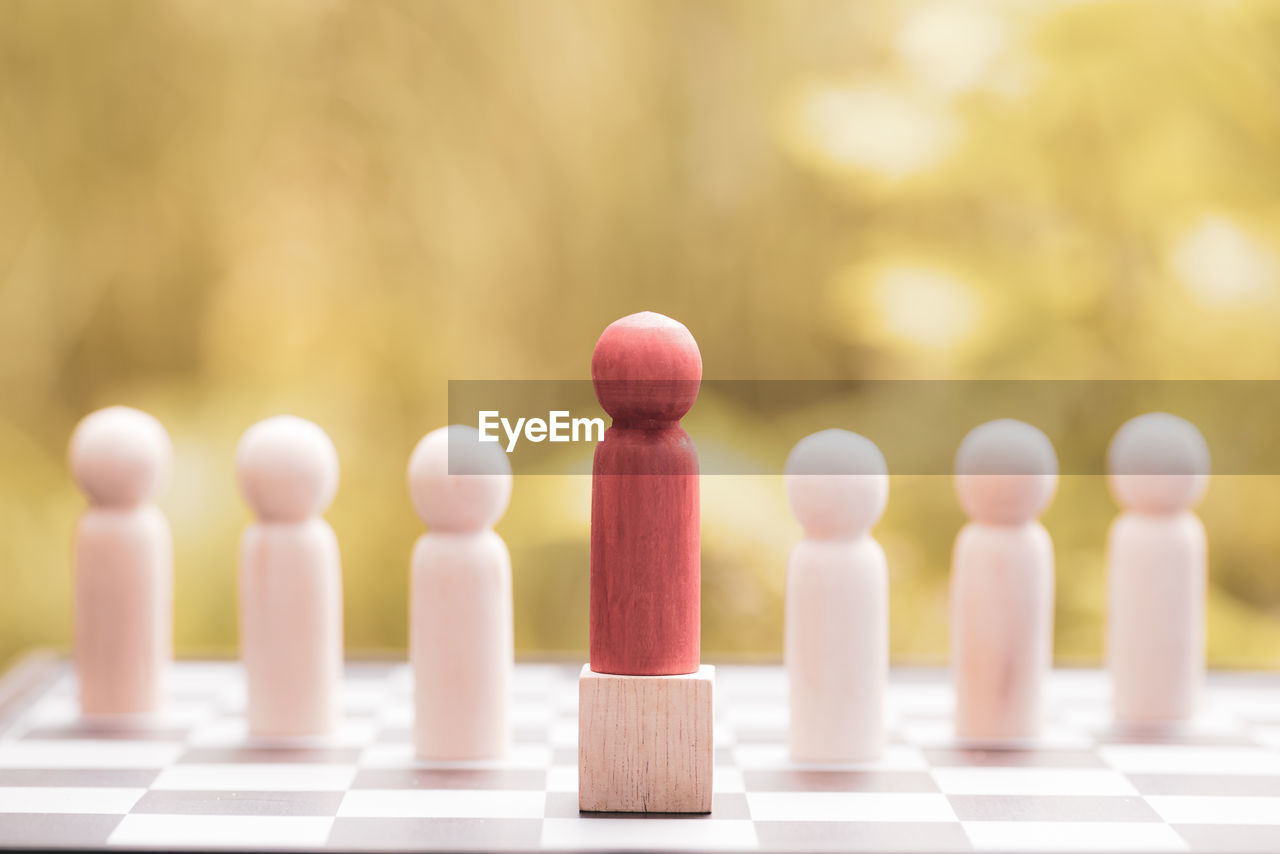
[1,656,1279,853]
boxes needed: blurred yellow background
[3,0,1280,669]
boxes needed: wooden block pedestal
[577,664,714,813]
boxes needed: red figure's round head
[591,312,702,423]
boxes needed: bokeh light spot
[784,83,958,180]
[897,2,1009,95]
[1172,214,1276,307]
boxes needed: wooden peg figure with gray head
[408,424,514,760]
[951,419,1058,742]
[785,429,889,763]
[1107,412,1209,728]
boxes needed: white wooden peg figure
[70,406,173,718]
[785,429,889,763]
[408,424,513,760]
[952,419,1057,742]
[1107,412,1209,727]
[236,416,343,738]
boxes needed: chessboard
[1,656,1279,852]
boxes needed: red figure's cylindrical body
[589,312,702,676]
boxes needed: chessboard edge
[0,649,64,735]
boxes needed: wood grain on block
[69,406,174,718]
[589,312,702,676]
[236,416,343,738]
[951,419,1057,742]
[1107,413,1209,726]
[408,425,514,760]
[577,664,714,813]
[784,429,889,763]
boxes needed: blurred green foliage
[2,0,1280,669]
